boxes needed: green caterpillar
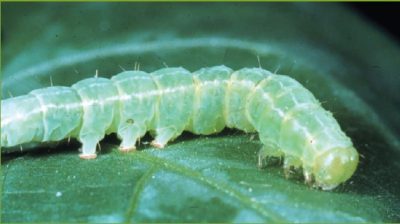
[1,65,358,190]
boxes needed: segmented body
[1,65,358,190]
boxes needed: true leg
[257,142,283,168]
[283,155,302,178]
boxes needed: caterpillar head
[313,146,359,190]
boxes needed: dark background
[2,4,400,46]
[349,3,400,43]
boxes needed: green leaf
[2,3,400,222]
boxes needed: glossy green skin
[0,65,358,190]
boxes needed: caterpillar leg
[151,126,177,148]
[303,166,315,186]
[79,133,102,159]
[257,144,284,169]
[118,123,146,153]
[283,156,302,178]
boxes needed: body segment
[71,78,120,158]
[30,87,83,142]
[188,66,232,135]
[149,68,195,148]
[111,71,158,152]
[1,65,358,189]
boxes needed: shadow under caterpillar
[1,65,358,190]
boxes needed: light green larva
[1,65,358,190]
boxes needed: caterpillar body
[1,65,358,190]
